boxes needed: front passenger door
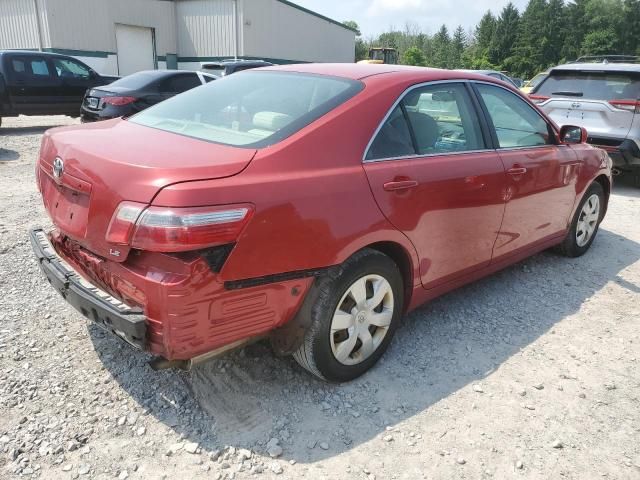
[474,83,580,260]
[363,82,507,289]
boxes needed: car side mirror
[559,125,587,145]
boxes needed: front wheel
[557,182,605,257]
[293,249,404,382]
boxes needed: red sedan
[31,64,612,382]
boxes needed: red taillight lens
[106,203,253,252]
[529,94,550,105]
[103,96,137,106]
[106,201,146,244]
[608,99,640,113]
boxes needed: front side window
[53,58,91,79]
[366,82,485,161]
[130,72,363,147]
[476,83,551,148]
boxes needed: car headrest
[253,111,292,132]
[405,111,438,150]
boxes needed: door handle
[383,180,418,191]
[507,167,527,175]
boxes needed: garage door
[115,24,155,76]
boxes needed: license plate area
[42,178,90,238]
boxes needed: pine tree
[488,3,521,66]
[451,26,467,69]
[432,25,452,68]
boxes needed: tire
[293,249,404,382]
[557,182,605,257]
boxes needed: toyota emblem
[571,102,581,109]
[52,157,64,180]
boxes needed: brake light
[106,202,253,252]
[608,99,640,113]
[103,96,137,106]
[529,94,550,105]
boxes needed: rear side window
[30,59,49,76]
[9,57,52,79]
[366,83,485,161]
[161,73,201,93]
[11,59,26,74]
[476,84,551,148]
[536,71,640,101]
[130,71,363,147]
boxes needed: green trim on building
[275,0,358,33]
[43,48,116,58]
[177,55,309,65]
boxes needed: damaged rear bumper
[29,228,147,349]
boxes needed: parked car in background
[531,57,640,185]
[31,64,611,382]
[80,70,216,122]
[200,59,273,77]
[521,71,548,94]
[457,69,520,87]
[0,50,118,126]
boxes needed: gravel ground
[1,115,639,480]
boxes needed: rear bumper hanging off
[29,228,147,350]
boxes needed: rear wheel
[293,249,404,382]
[557,182,605,257]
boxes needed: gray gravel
[1,115,639,479]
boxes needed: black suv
[0,50,119,126]
[200,59,273,77]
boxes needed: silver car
[531,57,640,186]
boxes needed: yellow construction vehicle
[358,47,398,65]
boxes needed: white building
[0,0,356,75]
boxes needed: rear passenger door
[5,55,60,114]
[473,82,580,259]
[363,82,507,289]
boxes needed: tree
[581,29,618,54]
[488,3,521,65]
[621,0,640,54]
[451,26,467,69]
[432,25,451,68]
[402,46,427,66]
[343,20,369,62]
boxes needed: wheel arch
[361,241,415,313]
[593,174,611,216]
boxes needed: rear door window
[366,82,486,161]
[476,83,552,148]
[8,56,54,81]
[536,71,640,100]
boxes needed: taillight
[608,99,640,113]
[106,202,253,253]
[103,96,137,106]
[529,94,550,105]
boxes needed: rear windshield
[201,65,225,77]
[107,71,159,90]
[536,70,640,100]
[129,71,363,147]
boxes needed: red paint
[35,64,612,361]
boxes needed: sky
[295,0,531,37]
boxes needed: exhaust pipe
[148,337,262,371]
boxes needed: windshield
[528,73,547,89]
[130,71,363,147]
[201,66,226,77]
[536,71,640,100]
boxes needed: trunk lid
[38,119,256,261]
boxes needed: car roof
[551,62,640,73]
[203,59,273,68]
[0,50,73,59]
[255,64,523,90]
